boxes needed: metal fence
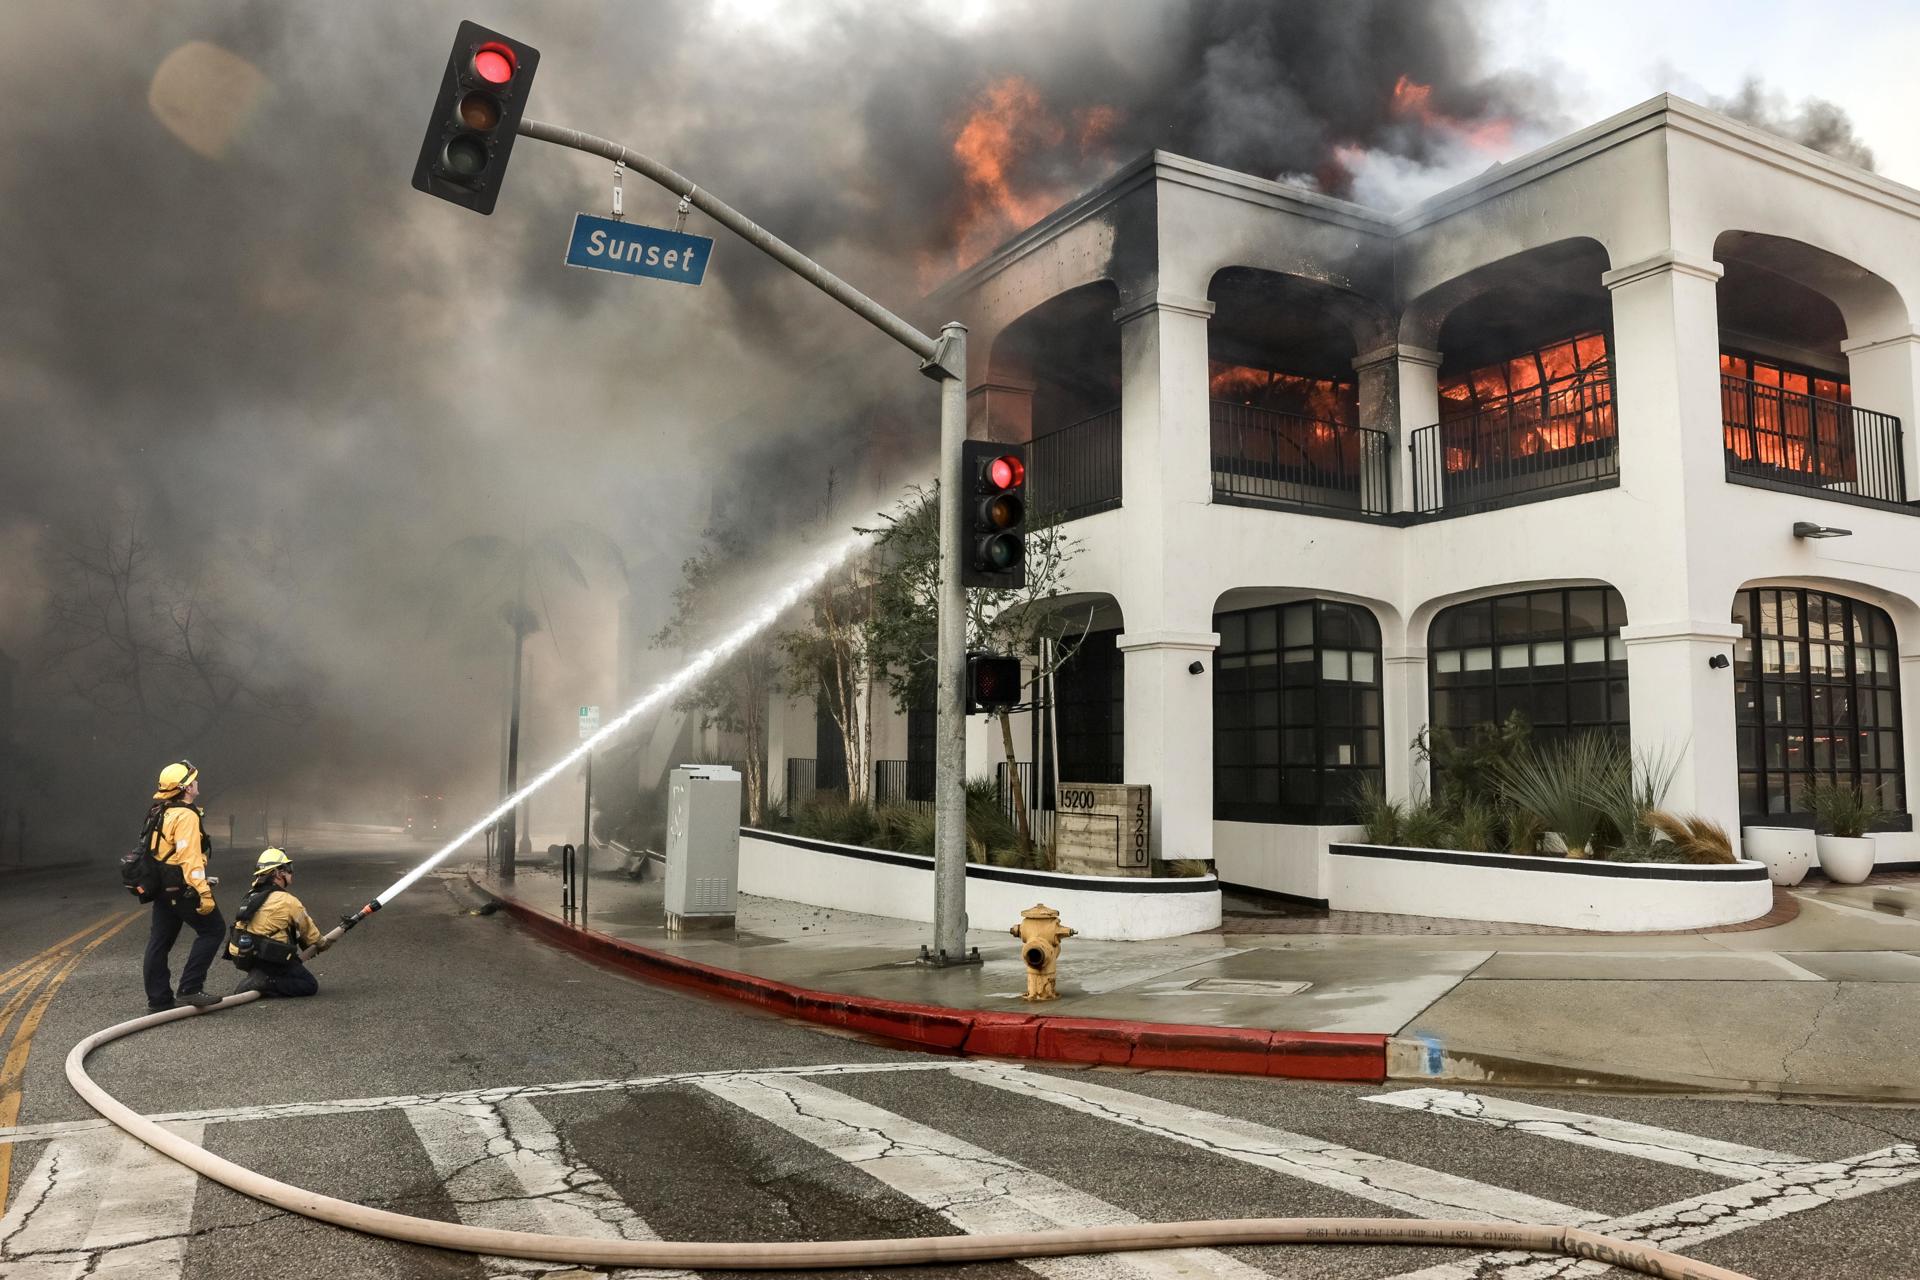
[1029,407,1122,522]
[1209,401,1391,516]
[782,757,845,813]
[1721,374,1907,504]
[994,761,1057,851]
[1410,376,1618,515]
[873,758,934,806]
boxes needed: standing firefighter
[139,761,224,1012]
[228,848,329,997]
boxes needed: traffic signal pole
[511,118,973,963]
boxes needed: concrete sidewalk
[470,860,1920,1100]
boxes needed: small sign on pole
[565,213,713,285]
[578,705,600,741]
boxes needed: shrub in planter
[1803,779,1883,884]
[1493,733,1623,857]
[1641,811,1736,864]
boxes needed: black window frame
[1033,629,1125,803]
[1734,586,1905,819]
[1428,586,1630,746]
[1213,600,1384,825]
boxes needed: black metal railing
[1721,374,1907,504]
[783,757,845,812]
[1209,402,1390,516]
[995,760,1056,851]
[1411,375,1618,515]
[1029,407,1122,522]
[873,758,934,805]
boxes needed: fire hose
[63,932,1756,1278]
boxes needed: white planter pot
[1741,826,1816,887]
[1815,834,1876,885]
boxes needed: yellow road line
[0,911,121,990]
[0,910,140,1208]
[0,956,61,1043]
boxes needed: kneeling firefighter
[227,848,330,997]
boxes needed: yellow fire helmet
[254,847,293,874]
[154,760,199,798]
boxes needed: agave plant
[1492,732,1623,857]
[1589,742,1680,858]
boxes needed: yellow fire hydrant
[1012,903,1075,1001]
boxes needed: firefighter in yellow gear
[228,848,329,998]
[141,761,224,1011]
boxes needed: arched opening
[1715,231,1909,503]
[1206,268,1392,516]
[1404,240,1616,514]
[1732,585,1905,819]
[984,282,1123,523]
[1212,594,1384,823]
[1427,585,1629,746]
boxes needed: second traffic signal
[411,21,540,215]
[961,440,1026,589]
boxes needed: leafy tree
[781,557,873,807]
[862,485,1085,850]
[652,524,780,824]
[43,513,313,752]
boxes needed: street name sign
[578,705,600,740]
[565,214,712,285]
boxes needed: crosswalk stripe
[403,1097,690,1279]
[1379,1142,1920,1280]
[0,1059,966,1148]
[699,1071,1273,1280]
[0,1124,200,1279]
[1365,1088,1811,1180]
[955,1066,1601,1227]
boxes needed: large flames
[920,75,1121,288]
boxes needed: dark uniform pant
[144,898,226,1006]
[240,959,318,998]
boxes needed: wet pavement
[483,859,1920,1098]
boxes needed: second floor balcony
[1721,373,1908,506]
[1411,372,1619,516]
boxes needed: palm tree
[427,521,626,879]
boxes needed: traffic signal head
[966,653,1022,714]
[961,440,1027,589]
[411,22,540,215]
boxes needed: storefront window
[1214,600,1382,823]
[1734,588,1904,816]
[1429,587,1629,743]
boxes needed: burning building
[764,93,1920,899]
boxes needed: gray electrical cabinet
[664,764,741,930]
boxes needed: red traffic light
[986,454,1024,490]
[473,44,517,84]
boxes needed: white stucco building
[772,94,1920,900]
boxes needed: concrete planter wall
[738,829,1222,940]
[1328,843,1772,932]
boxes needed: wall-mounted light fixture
[1708,653,1730,670]
[1188,660,1205,675]
[1793,521,1852,540]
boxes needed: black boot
[177,990,220,1008]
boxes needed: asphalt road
[3,842,1919,1280]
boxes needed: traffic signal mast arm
[515,119,945,370]
[509,114,972,961]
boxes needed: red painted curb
[473,877,1385,1083]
